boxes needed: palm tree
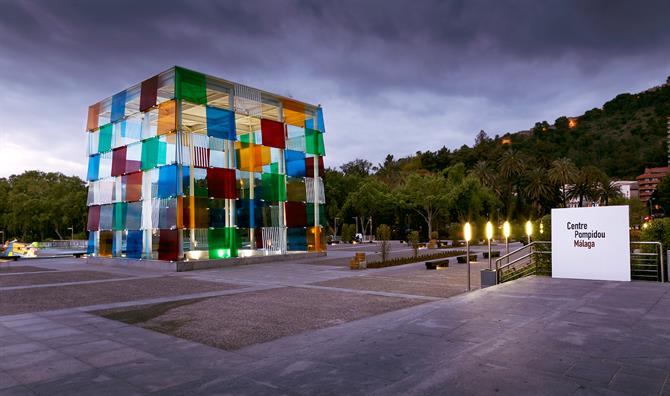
[597,179,622,206]
[568,168,601,207]
[523,168,556,216]
[548,158,578,207]
[498,150,525,218]
[470,160,497,189]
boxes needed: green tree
[523,168,556,217]
[407,230,420,258]
[548,158,578,207]
[597,179,622,206]
[399,174,449,239]
[653,175,670,215]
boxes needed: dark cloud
[0,0,669,177]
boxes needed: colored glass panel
[158,229,180,261]
[111,146,127,177]
[287,227,307,251]
[87,103,100,131]
[99,204,113,230]
[206,106,236,140]
[283,99,306,127]
[111,91,127,123]
[209,199,226,228]
[307,203,327,227]
[316,107,326,133]
[207,168,236,199]
[99,231,113,257]
[125,142,142,173]
[261,173,286,202]
[285,150,306,177]
[87,154,100,181]
[113,202,127,231]
[157,165,178,198]
[286,177,306,202]
[285,201,307,227]
[176,67,207,105]
[87,232,95,255]
[87,205,101,231]
[237,199,263,228]
[308,226,326,252]
[126,202,142,230]
[124,172,142,202]
[305,128,325,155]
[157,100,177,135]
[140,75,158,112]
[98,124,113,153]
[306,156,325,178]
[158,198,178,229]
[141,137,167,170]
[236,142,271,173]
[126,230,143,259]
[208,227,238,259]
[260,119,285,149]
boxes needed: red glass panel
[208,168,237,199]
[306,156,325,178]
[87,205,100,231]
[111,146,127,177]
[261,119,286,149]
[285,201,307,227]
[158,229,180,261]
[140,75,158,112]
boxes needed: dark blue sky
[1,0,669,177]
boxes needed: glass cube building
[85,66,326,261]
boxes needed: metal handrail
[495,241,551,284]
[631,241,664,282]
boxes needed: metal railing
[630,241,664,282]
[495,241,551,284]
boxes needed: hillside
[409,78,670,179]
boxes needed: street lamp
[334,217,340,239]
[464,222,472,291]
[485,221,493,270]
[502,221,511,255]
[525,220,533,244]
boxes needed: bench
[425,259,449,270]
[483,251,501,259]
[456,254,477,263]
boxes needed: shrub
[367,250,466,268]
[341,223,354,243]
[408,231,420,258]
[640,218,670,251]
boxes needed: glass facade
[85,67,326,260]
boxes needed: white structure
[552,206,630,281]
[612,181,639,200]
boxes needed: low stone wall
[87,252,327,272]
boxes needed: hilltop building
[611,181,639,200]
[85,67,326,261]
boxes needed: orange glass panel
[236,142,272,172]
[282,99,306,127]
[308,226,326,252]
[87,103,100,131]
[157,100,176,135]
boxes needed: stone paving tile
[26,370,144,396]
[0,270,130,288]
[57,339,127,356]
[0,342,49,358]
[77,347,155,368]
[5,356,92,385]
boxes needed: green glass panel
[307,203,327,227]
[305,128,325,156]
[141,137,159,170]
[113,202,127,231]
[157,140,167,165]
[208,227,238,259]
[176,67,207,105]
[262,173,286,202]
[270,162,279,174]
[99,124,113,153]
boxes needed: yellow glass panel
[283,99,306,127]
[157,100,177,135]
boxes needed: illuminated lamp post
[503,221,511,255]
[485,221,493,270]
[525,220,533,244]
[464,222,472,291]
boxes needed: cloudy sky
[1,0,669,178]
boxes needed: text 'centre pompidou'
[85,66,326,261]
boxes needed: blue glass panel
[126,202,142,230]
[285,150,306,177]
[236,199,264,229]
[287,227,307,251]
[206,106,236,140]
[157,164,178,198]
[87,154,100,181]
[87,233,95,254]
[111,91,127,123]
[209,199,226,228]
[316,107,326,133]
[126,230,143,259]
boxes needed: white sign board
[551,205,630,281]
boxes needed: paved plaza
[1,254,670,395]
